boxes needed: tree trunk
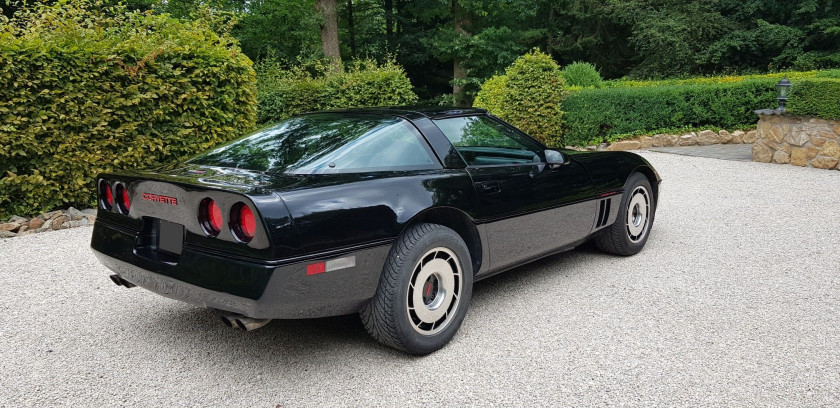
[384,0,394,51]
[453,1,471,106]
[547,6,555,53]
[315,0,341,71]
[347,0,356,58]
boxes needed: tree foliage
[8,0,836,102]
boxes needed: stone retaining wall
[752,113,840,170]
[0,207,96,238]
[596,129,757,151]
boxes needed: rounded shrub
[0,2,257,218]
[256,58,418,124]
[473,49,567,147]
[472,75,508,118]
[561,61,603,88]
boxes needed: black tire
[595,172,656,256]
[359,223,473,355]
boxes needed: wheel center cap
[422,275,438,305]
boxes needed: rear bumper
[91,221,390,319]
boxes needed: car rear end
[91,170,280,311]
[90,170,386,320]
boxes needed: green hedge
[0,2,257,218]
[562,80,777,146]
[256,59,417,124]
[602,71,823,89]
[787,79,840,120]
[474,49,567,147]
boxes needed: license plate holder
[157,219,184,255]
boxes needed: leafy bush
[474,49,567,147]
[561,62,602,88]
[472,75,508,116]
[787,79,840,120]
[563,80,777,146]
[256,58,418,124]
[0,2,257,218]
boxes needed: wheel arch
[631,165,660,205]
[401,207,483,275]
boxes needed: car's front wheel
[360,223,473,355]
[595,172,656,256]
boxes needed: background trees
[3,0,839,103]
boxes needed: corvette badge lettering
[141,193,178,205]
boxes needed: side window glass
[434,116,542,166]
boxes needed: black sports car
[92,107,660,354]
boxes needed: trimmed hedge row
[256,59,417,124]
[787,79,840,120]
[562,80,778,146]
[0,3,257,218]
[599,70,826,89]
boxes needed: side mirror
[545,149,569,169]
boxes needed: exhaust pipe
[221,314,271,332]
[109,274,136,288]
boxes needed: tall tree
[395,0,541,104]
[346,0,356,57]
[315,0,342,69]
[384,0,395,50]
[233,0,321,61]
[452,1,472,105]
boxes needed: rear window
[189,114,438,174]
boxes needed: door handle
[479,181,501,194]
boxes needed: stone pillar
[752,110,840,170]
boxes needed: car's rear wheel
[595,172,656,256]
[360,223,473,355]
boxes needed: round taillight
[99,180,113,210]
[199,198,223,236]
[231,203,256,243]
[115,183,131,214]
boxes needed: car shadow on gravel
[133,243,611,364]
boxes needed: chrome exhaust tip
[234,317,272,332]
[220,314,236,328]
[220,313,271,331]
[109,274,136,288]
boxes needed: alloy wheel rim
[406,247,462,335]
[626,186,650,243]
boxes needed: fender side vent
[596,199,611,228]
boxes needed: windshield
[189,113,438,174]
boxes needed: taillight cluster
[198,198,256,243]
[99,180,131,215]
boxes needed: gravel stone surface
[1,152,839,407]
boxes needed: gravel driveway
[2,152,839,407]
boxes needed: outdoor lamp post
[776,77,792,111]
